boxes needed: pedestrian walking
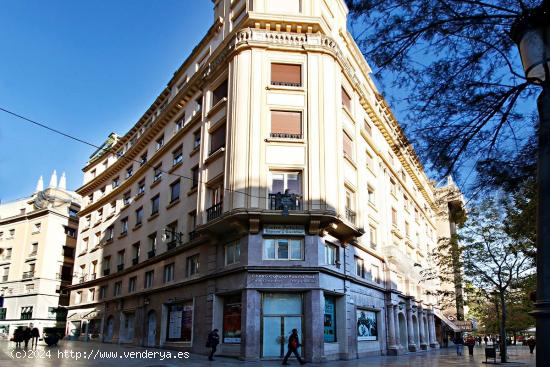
[454,334,464,356]
[206,329,219,361]
[22,327,31,348]
[484,336,488,345]
[31,326,40,347]
[13,327,23,348]
[527,336,536,354]
[282,329,306,365]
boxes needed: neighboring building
[66,0,464,361]
[0,171,80,337]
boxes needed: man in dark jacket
[31,326,40,347]
[22,327,31,348]
[206,329,219,361]
[282,329,306,365]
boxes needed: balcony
[22,271,34,280]
[117,264,124,272]
[269,132,303,139]
[28,251,37,257]
[148,250,156,259]
[2,275,7,281]
[90,273,97,280]
[269,193,302,211]
[206,202,223,222]
[132,257,139,266]
[166,241,178,251]
[78,275,86,283]
[345,208,356,224]
[102,269,110,276]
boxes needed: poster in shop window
[223,296,242,343]
[168,305,183,340]
[357,310,378,341]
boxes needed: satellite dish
[161,233,169,242]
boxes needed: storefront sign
[263,225,305,236]
[249,273,317,287]
[357,310,378,341]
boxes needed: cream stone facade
[66,0,464,361]
[0,172,80,338]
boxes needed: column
[305,290,323,363]
[419,309,427,350]
[386,304,398,355]
[394,305,401,349]
[241,289,261,361]
[429,312,439,348]
[406,308,417,352]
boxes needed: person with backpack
[282,329,306,365]
[206,329,219,361]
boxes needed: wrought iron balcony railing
[345,207,356,224]
[148,249,156,259]
[206,202,223,222]
[269,193,302,211]
[22,271,34,280]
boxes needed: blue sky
[0,0,213,201]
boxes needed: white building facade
[66,0,464,361]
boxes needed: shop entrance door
[261,293,303,358]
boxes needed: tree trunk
[450,234,465,320]
[500,292,507,363]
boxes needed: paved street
[0,341,536,367]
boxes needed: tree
[344,0,539,179]
[459,197,533,362]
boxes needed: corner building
[67,0,464,361]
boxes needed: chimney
[49,170,58,188]
[35,176,44,192]
[59,172,67,190]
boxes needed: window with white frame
[269,171,301,195]
[355,256,365,278]
[324,242,339,266]
[263,238,303,260]
[186,255,200,277]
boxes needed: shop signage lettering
[263,225,305,236]
[249,273,317,285]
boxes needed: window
[33,223,41,233]
[324,242,339,266]
[342,87,351,111]
[117,250,125,271]
[271,63,301,86]
[270,110,302,139]
[138,179,145,195]
[75,292,82,305]
[88,193,94,204]
[121,217,128,235]
[195,96,202,112]
[170,180,181,202]
[209,124,226,154]
[148,232,157,255]
[390,178,397,196]
[128,277,137,293]
[166,301,193,342]
[369,226,377,249]
[110,201,116,215]
[225,241,240,265]
[102,256,111,276]
[123,191,131,206]
[90,169,96,178]
[343,132,354,159]
[0,308,6,320]
[84,215,91,228]
[111,177,120,190]
[8,229,15,238]
[222,295,242,344]
[163,263,175,283]
[172,146,183,166]
[175,114,185,132]
[151,195,160,215]
[81,238,89,253]
[20,306,33,320]
[372,265,380,284]
[106,225,114,241]
[144,270,154,288]
[193,130,201,148]
[156,135,164,151]
[391,208,398,227]
[88,288,95,302]
[269,171,301,195]
[186,255,200,277]
[404,195,410,212]
[324,296,336,342]
[114,281,122,296]
[135,207,143,226]
[153,164,162,182]
[4,248,12,260]
[405,221,411,238]
[126,165,133,179]
[366,151,375,172]
[364,120,373,136]
[97,208,103,222]
[263,238,303,260]
[368,186,376,206]
[191,166,199,188]
[25,284,34,293]
[132,242,140,264]
[99,285,108,300]
[65,227,76,238]
[212,79,228,106]
[345,190,356,223]
[355,256,365,278]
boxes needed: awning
[20,306,33,314]
[434,309,460,332]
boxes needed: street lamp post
[511,2,550,366]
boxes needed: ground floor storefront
[67,270,444,362]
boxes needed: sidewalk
[0,340,536,367]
